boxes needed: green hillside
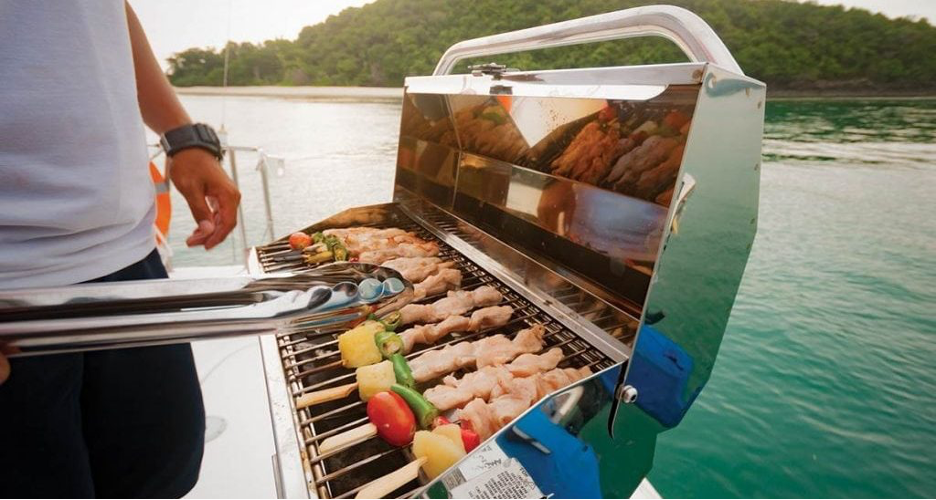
[167,0,936,94]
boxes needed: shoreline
[175,85,936,101]
[175,86,403,102]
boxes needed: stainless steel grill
[254,206,634,498]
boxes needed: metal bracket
[469,62,518,80]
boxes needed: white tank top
[0,1,156,289]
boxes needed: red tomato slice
[367,391,416,447]
[460,427,481,453]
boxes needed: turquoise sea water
[168,96,936,498]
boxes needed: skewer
[353,457,427,499]
[285,296,525,374]
[318,422,377,453]
[308,346,589,459]
[296,382,358,409]
[280,280,501,360]
[290,309,536,399]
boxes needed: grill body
[253,6,764,498]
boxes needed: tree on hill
[166,0,936,92]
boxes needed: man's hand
[168,149,241,250]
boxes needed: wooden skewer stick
[318,422,378,454]
[355,457,427,499]
[295,382,358,409]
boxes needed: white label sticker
[458,442,511,480]
[449,458,543,499]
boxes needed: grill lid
[394,5,765,499]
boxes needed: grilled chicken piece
[399,305,514,353]
[408,324,545,382]
[457,366,592,440]
[358,241,440,264]
[458,398,499,443]
[399,315,471,354]
[323,227,437,258]
[504,348,563,377]
[424,366,511,411]
[413,268,462,300]
[423,348,563,411]
[475,324,545,368]
[382,257,455,283]
[323,227,407,242]
[467,305,513,332]
[400,286,503,325]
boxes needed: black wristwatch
[160,123,224,160]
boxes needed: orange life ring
[149,161,171,239]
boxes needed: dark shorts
[0,250,205,498]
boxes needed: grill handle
[433,5,742,76]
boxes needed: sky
[130,0,936,70]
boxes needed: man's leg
[81,250,205,498]
[0,354,96,498]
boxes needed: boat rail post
[226,146,250,262]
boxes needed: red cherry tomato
[288,232,312,251]
[367,391,416,447]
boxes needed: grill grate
[256,209,631,498]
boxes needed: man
[0,1,240,497]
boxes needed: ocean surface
[166,95,936,498]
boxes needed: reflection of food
[454,104,528,163]
[605,136,679,190]
[549,112,623,184]
[541,102,692,207]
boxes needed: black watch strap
[160,123,223,160]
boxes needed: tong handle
[433,5,741,76]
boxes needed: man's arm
[125,2,240,250]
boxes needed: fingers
[186,219,216,247]
[178,179,215,248]
[203,187,241,250]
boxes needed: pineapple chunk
[432,424,466,454]
[412,430,466,480]
[338,321,383,368]
[356,361,395,401]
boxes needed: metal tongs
[0,262,414,357]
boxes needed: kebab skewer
[351,360,594,498]
[314,325,547,452]
[294,286,508,409]
[295,304,516,409]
